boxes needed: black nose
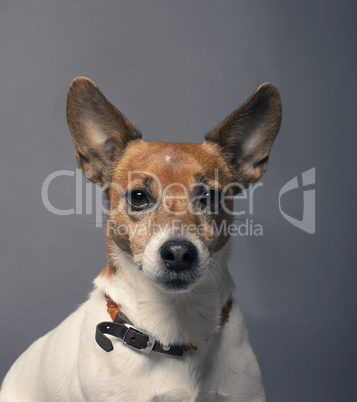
[160,241,198,272]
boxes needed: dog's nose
[160,241,198,272]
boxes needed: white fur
[0,241,266,401]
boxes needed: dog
[0,77,281,401]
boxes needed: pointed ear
[66,77,142,185]
[205,83,282,187]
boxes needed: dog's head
[67,77,281,293]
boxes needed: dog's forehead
[113,140,231,187]
[145,142,202,167]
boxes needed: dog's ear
[66,77,142,185]
[205,83,282,187]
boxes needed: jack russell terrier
[0,77,281,401]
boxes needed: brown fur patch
[101,263,117,278]
[221,297,233,325]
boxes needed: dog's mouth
[157,268,201,292]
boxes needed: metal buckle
[119,323,155,353]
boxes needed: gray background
[0,1,356,401]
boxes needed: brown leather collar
[95,295,232,356]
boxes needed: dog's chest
[84,345,212,401]
[73,289,238,401]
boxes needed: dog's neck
[94,240,234,347]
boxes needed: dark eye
[199,189,222,211]
[127,189,150,210]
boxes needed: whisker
[208,258,225,292]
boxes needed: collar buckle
[120,323,156,354]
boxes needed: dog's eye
[127,190,150,210]
[198,189,222,211]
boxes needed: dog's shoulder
[0,300,91,401]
